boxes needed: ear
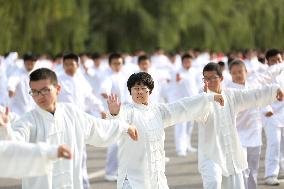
[55,84,61,95]
[220,76,224,82]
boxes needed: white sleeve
[159,93,214,127]
[249,63,284,85]
[233,84,279,113]
[0,141,57,178]
[76,110,129,147]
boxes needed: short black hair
[181,53,193,62]
[203,62,222,77]
[91,52,100,60]
[63,53,79,63]
[109,52,123,65]
[23,53,37,61]
[265,49,281,60]
[29,68,58,85]
[138,55,149,64]
[228,59,246,71]
[127,72,154,95]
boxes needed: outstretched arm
[0,142,72,178]
[233,84,283,113]
[160,92,223,128]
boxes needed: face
[203,71,223,93]
[267,54,282,66]
[138,60,151,72]
[182,58,192,70]
[230,64,247,84]
[29,79,61,112]
[109,58,123,73]
[130,83,150,105]
[24,60,36,72]
[63,59,79,76]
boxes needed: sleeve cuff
[38,143,58,160]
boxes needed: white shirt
[110,93,214,189]
[8,68,36,115]
[0,141,58,178]
[0,103,129,189]
[57,72,103,113]
[226,82,262,147]
[197,85,279,177]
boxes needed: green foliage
[0,0,284,54]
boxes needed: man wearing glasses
[0,68,138,189]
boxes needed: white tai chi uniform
[262,72,284,178]
[197,85,280,189]
[172,67,199,155]
[110,93,215,189]
[226,82,262,189]
[0,103,130,189]
[0,141,59,178]
[8,68,36,115]
[100,69,131,178]
[57,71,104,188]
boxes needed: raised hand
[214,95,224,106]
[57,144,72,159]
[107,94,121,116]
[276,88,284,101]
[127,125,138,141]
[0,107,10,127]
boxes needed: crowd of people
[0,48,283,189]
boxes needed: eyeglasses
[131,87,149,93]
[29,87,53,97]
[202,76,220,82]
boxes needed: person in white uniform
[106,72,224,189]
[172,54,199,156]
[57,53,105,189]
[262,49,284,186]
[101,53,132,181]
[226,59,284,189]
[0,68,138,189]
[198,63,283,189]
[8,53,37,115]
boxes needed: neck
[211,87,222,94]
[46,102,56,113]
[233,80,245,85]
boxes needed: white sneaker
[176,151,187,157]
[105,174,117,182]
[187,146,197,153]
[264,176,280,186]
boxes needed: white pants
[174,121,194,153]
[264,125,284,177]
[200,159,245,189]
[105,143,118,176]
[242,146,261,189]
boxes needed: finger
[135,129,138,140]
[5,107,9,115]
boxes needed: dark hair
[23,53,37,61]
[29,68,58,85]
[108,53,122,65]
[91,52,100,60]
[138,55,149,64]
[265,49,281,60]
[181,53,193,62]
[217,61,225,68]
[203,62,223,77]
[63,53,79,63]
[228,59,246,71]
[127,72,154,94]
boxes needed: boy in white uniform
[198,63,283,189]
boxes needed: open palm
[107,94,121,115]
